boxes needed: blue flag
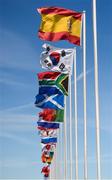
[35,94,64,110]
[41,137,57,144]
[37,121,60,129]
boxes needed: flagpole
[92,0,101,179]
[74,49,78,179]
[64,96,67,180]
[69,74,73,180]
[83,11,88,180]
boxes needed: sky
[0,0,112,179]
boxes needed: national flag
[38,71,69,95]
[41,143,56,152]
[37,7,82,46]
[41,137,57,144]
[40,43,75,74]
[41,165,50,178]
[39,108,64,122]
[35,94,64,110]
[41,151,54,164]
[38,129,57,137]
[37,121,60,129]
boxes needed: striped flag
[37,121,60,129]
[37,6,82,45]
[41,137,57,144]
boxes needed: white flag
[40,43,76,74]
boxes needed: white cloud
[77,68,93,82]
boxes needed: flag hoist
[35,6,84,180]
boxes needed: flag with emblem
[40,43,75,74]
[39,108,64,122]
[37,7,82,46]
[38,71,69,96]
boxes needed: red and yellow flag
[37,7,82,46]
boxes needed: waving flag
[35,94,64,110]
[41,143,56,152]
[38,129,57,137]
[37,121,59,129]
[37,7,82,45]
[41,165,50,177]
[38,71,69,95]
[41,137,57,144]
[39,108,64,122]
[41,151,54,164]
[40,44,75,74]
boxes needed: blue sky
[0,0,112,179]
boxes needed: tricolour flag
[38,71,68,96]
[37,121,59,129]
[41,137,57,144]
[40,44,75,74]
[39,108,64,122]
[35,94,64,110]
[37,7,82,46]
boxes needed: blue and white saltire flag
[35,94,64,110]
[37,121,60,129]
[41,137,57,144]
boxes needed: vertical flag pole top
[92,0,101,179]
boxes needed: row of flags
[35,6,83,178]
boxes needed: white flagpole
[69,74,73,180]
[83,11,88,180]
[64,96,67,180]
[92,0,101,179]
[74,49,78,179]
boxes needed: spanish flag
[37,7,82,46]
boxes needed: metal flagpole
[74,49,78,179]
[92,0,101,179]
[83,11,88,180]
[64,96,67,180]
[69,74,73,180]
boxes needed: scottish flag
[35,94,64,110]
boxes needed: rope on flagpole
[69,74,73,180]
[64,96,67,180]
[83,11,88,180]
[92,0,101,179]
[74,49,78,180]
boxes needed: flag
[39,108,64,122]
[38,71,69,95]
[38,129,57,137]
[40,43,75,74]
[37,121,60,129]
[41,137,57,144]
[41,143,56,152]
[37,7,82,46]
[41,165,50,177]
[35,94,64,110]
[41,151,54,164]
